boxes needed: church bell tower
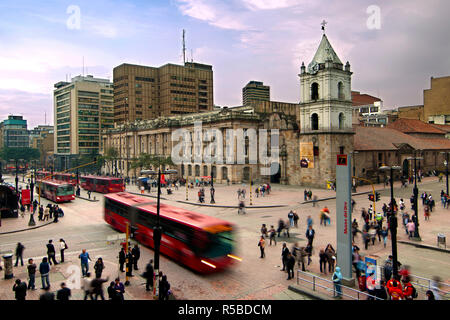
[298,24,354,187]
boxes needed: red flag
[160,174,166,185]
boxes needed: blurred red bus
[81,176,124,193]
[53,172,78,186]
[104,192,236,273]
[36,179,75,203]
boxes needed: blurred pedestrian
[306,225,315,247]
[126,248,134,277]
[57,282,71,301]
[319,249,328,274]
[14,242,25,267]
[118,248,126,272]
[281,243,289,271]
[258,236,265,258]
[82,272,94,300]
[46,240,58,265]
[286,253,295,280]
[94,257,105,279]
[113,277,125,301]
[159,274,171,300]
[269,225,276,246]
[39,286,55,300]
[12,279,27,301]
[91,275,109,300]
[426,290,435,300]
[144,259,154,291]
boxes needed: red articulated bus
[53,172,78,186]
[36,179,75,203]
[104,192,236,273]
[81,176,125,193]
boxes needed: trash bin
[437,234,446,249]
[3,253,13,279]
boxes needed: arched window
[311,82,319,100]
[188,164,192,176]
[339,113,344,129]
[311,113,319,130]
[222,167,228,180]
[338,82,344,100]
[211,166,216,179]
[195,165,200,176]
[203,165,208,176]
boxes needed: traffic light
[368,194,374,201]
[375,192,380,202]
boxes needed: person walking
[59,239,68,263]
[285,252,295,280]
[38,205,44,221]
[118,248,126,272]
[46,240,58,265]
[260,224,268,238]
[381,226,388,248]
[319,249,328,274]
[13,279,27,301]
[91,275,109,300]
[78,249,92,277]
[144,259,154,292]
[406,220,415,239]
[82,272,94,300]
[288,210,295,227]
[305,225,315,248]
[39,257,50,289]
[27,258,37,290]
[332,267,343,298]
[94,257,105,279]
[258,236,266,258]
[132,244,141,270]
[280,243,289,272]
[268,225,277,246]
[14,242,25,267]
[159,274,171,301]
[39,286,55,301]
[56,282,71,301]
[293,211,299,228]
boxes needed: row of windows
[57,143,70,147]
[199,92,207,97]
[79,142,99,147]
[79,97,99,104]
[79,117,98,122]
[79,123,99,128]
[57,106,70,113]
[57,148,70,153]
[57,124,70,130]
[170,83,195,89]
[135,76,155,82]
[79,104,99,110]
[78,110,99,116]
[57,99,69,107]
[173,97,196,102]
[79,135,99,141]
[101,95,113,100]
[57,118,70,124]
[78,90,99,98]
[113,75,128,82]
[57,111,70,118]
[101,124,114,129]
[78,129,99,135]
[101,113,113,118]
[57,130,70,136]
[170,76,195,82]
[54,85,74,96]
[114,83,128,89]
[101,89,113,94]
[56,92,70,101]
[199,98,208,103]
[198,85,207,90]
[170,90,196,96]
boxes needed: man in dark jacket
[132,244,140,270]
[27,258,37,290]
[39,286,55,300]
[56,282,71,301]
[286,253,296,280]
[13,279,27,301]
[306,225,315,247]
[91,276,109,300]
[144,259,154,291]
[14,242,25,267]
[281,243,290,271]
[46,240,58,265]
[39,257,51,289]
[126,248,134,277]
[118,248,126,272]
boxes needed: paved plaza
[0,174,449,300]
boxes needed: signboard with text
[300,142,314,168]
[21,189,31,205]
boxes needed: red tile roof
[354,126,450,151]
[351,91,381,106]
[429,123,450,133]
[387,118,446,134]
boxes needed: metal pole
[186,174,189,201]
[413,157,420,239]
[389,167,399,280]
[446,153,449,196]
[15,159,19,193]
[210,170,215,204]
[153,167,162,299]
[124,221,130,286]
[249,167,252,206]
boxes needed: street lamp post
[407,152,423,241]
[351,151,359,192]
[210,169,215,204]
[440,152,449,195]
[379,165,401,280]
[28,162,36,226]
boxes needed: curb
[397,240,450,253]
[129,192,288,208]
[76,196,100,202]
[301,190,372,204]
[0,221,54,235]
[287,284,325,300]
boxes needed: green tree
[100,147,119,175]
[0,147,40,162]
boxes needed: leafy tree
[0,147,40,162]
[100,147,119,175]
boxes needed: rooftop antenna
[191,49,193,63]
[182,29,186,64]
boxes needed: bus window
[111,179,122,184]
[56,185,74,196]
[199,230,234,259]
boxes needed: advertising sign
[300,142,314,168]
[21,189,31,205]
[365,256,377,278]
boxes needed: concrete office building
[113,62,214,124]
[0,115,29,148]
[53,75,114,169]
[242,81,270,106]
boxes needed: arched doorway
[270,162,281,183]
[402,159,409,178]
[311,113,319,130]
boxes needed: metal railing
[296,270,383,300]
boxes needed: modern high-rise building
[242,81,270,106]
[53,75,114,169]
[0,115,29,148]
[113,62,214,124]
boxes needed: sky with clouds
[0,0,449,128]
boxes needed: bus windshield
[56,185,74,196]
[200,230,234,259]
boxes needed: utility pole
[182,29,186,64]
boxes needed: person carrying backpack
[402,281,417,300]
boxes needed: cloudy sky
[0,0,449,128]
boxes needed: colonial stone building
[102,32,450,188]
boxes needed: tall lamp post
[379,165,402,280]
[28,160,36,226]
[407,152,423,241]
[210,169,215,203]
[440,152,449,195]
[350,151,359,192]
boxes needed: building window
[339,113,344,129]
[338,82,344,100]
[311,83,319,100]
[311,113,319,130]
[340,146,344,154]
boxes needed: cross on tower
[321,20,327,33]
